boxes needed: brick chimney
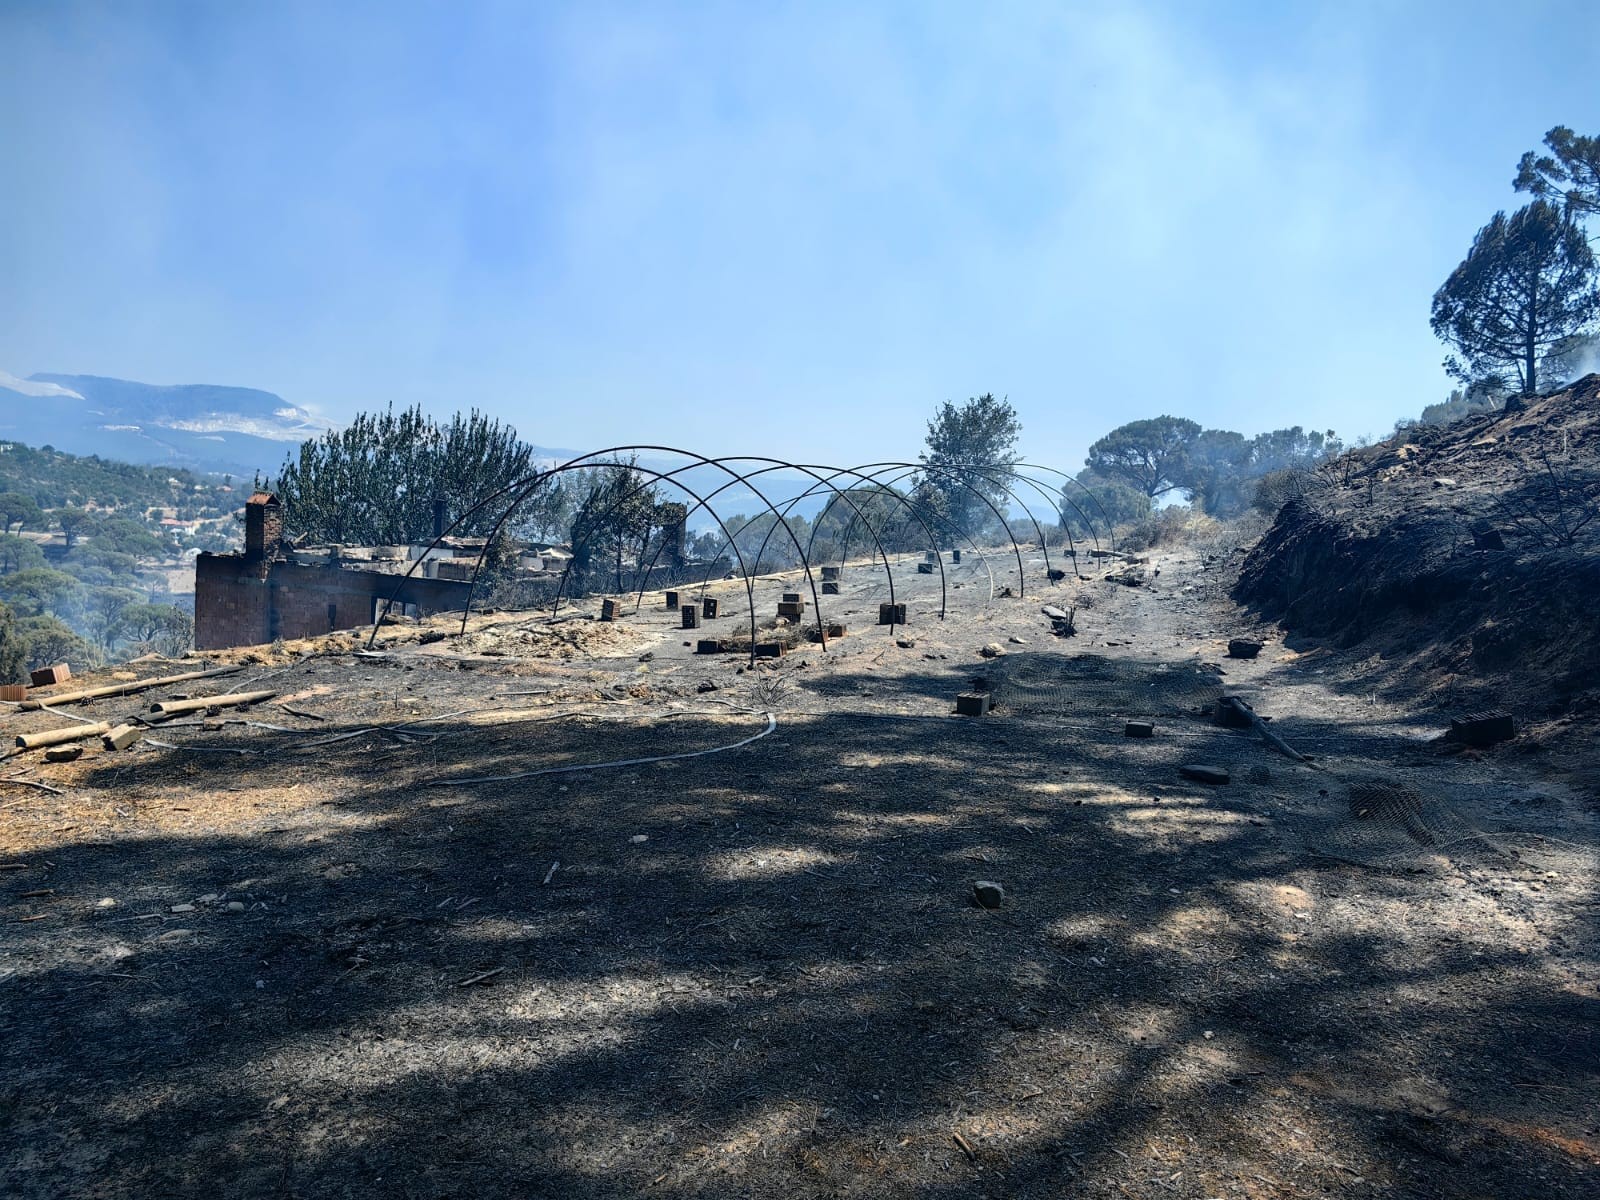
[245,492,283,562]
[656,501,687,568]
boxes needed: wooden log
[19,666,244,710]
[149,690,277,718]
[16,722,111,751]
[1216,695,1308,762]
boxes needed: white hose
[428,710,777,787]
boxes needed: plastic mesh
[983,652,1508,869]
[986,652,1224,718]
[1286,776,1514,868]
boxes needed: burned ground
[1236,374,1600,786]
[1,553,1596,1199]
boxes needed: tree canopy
[55,508,90,548]
[0,492,43,534]
[0,568,83,619]
[266,406,540,545]
[0,534,46,576]
[1430,200,1599,397]
[1515,126,1600,222]
[0,601,25,684]
[1085,416,1200,498]
[567,458,663,590]
[1083,419,1340,517]
[917,393,1022,540]
[1059,471,1150,540]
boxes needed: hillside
[1235,373,1600,770]
[0,372,326,478]
[0,438,239,674]
[0,440,232,511]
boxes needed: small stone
[629,834,649,844]
[169,903,196,913]
[226,901,246,914]
[44,746,83,763]
[197,893,220,904]
[973,880,1005,909]
[95,897,117,909]
[1178,764,1230,785]
[979,643,1006,658]
[1125,720,1155,738]
[1009,636,1026,644]
[896,638,916,649]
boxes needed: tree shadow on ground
[2,656,1595,1198]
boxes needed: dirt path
[2,548,1595,1198]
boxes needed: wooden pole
[149,690,277,718]
[16,722,112,751]
[19,666,244,710]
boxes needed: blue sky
[3,0,1598,469]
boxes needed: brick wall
[195,555,474,650]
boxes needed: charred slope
[1235,374,1600,716]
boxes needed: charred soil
[1,552,1596,1199]
[1236,373,1600,784]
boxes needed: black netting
[985,652,1223,718]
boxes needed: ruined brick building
[194,493,475,650]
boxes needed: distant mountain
[0,372,329,479]
[0,375,831,522]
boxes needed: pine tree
[917,394,1022,539]
[1431,201,1599,398]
